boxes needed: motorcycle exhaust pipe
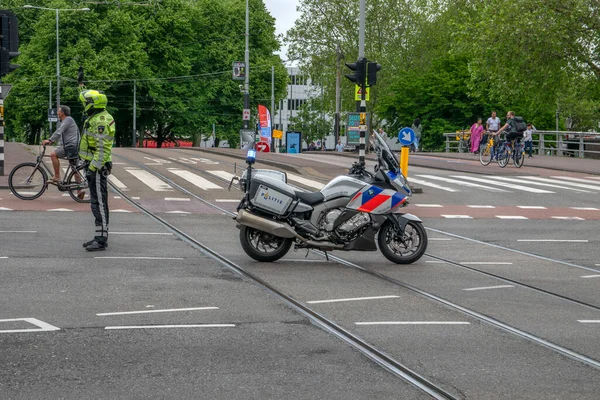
[236,209,306,240]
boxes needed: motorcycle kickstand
[324,251,329,262]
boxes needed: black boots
[83,239,108,251]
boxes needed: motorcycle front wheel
[239,226,292,262]
[378,220,428,264]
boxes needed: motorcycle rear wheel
[240,226,292,262]
[378,220,428,264]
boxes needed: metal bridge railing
[443,131,600,159]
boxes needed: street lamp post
[23,5,89,109]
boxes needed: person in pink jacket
[470,118,484,154]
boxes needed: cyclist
[79,90,115,252]
[41,105,80,183]
[495,111,523,147]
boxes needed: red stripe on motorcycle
[358,194,390,212]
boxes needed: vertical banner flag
[258,105,272,144]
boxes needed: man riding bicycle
[495,111,523,145]
[41,105,80,183]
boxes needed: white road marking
[461,262,513,265]
[207,170,235,181]
[355,321,470,326]
[425,260,446,263]
[467,205,495,208]
[126,169,173,191]
[111,209,132,213]
[442,215,472,219]
[94,257,184,260]
[414,204,443,208]
[47,208,73,212]
[581,275,600,279]
[0,207,13,211]
[167,168,223,190]
[164,197,191,201]
[416,174,508,192]
[307,295,400,304]
[132,197,140,200]
[578,320,600,324]
[571,207,599,211]
[143,156,171,164]
[105,324,235,330]
[0,257,8,259]
[452,175,554,193]
[97,307,217,316]
[551,176,600,185]
[517,206,547,209]
[113,196,121,199]
[215,199,241,203]
[406,178,459,192]
[552,216,585,220]
[496,215,528,219]
[287,173,325,190]
[463,285,515,291]
[517,239,588,243]
[0,231,37,233]
[429,238,452,241]
[489,176,591,193]
[108,175,128,190]
[521,176,600,191]
[111,232,173,235]
[165,211,191,214]
[0,318,60,333]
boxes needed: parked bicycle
[8,145,90,202]
[479,133,496,166]
[456,130,471,153]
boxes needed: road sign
[398,127,415,146]
[255,140,270,152]
[243,109,250,121]
[272,129,283,139]
[232,62,246,80]
[354,85,370,101]
[346,112,370,145]
[48,108,58,122]
[0,84,13,99]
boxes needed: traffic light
[367,62,381,86]
[0,10,20,79]
[345,57,367,86]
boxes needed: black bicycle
[8,145,90,202]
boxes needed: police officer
[78,90,115,251]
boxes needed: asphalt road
[1,146,599,399]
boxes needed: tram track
[110,151,600,380]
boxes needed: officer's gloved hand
[101,162,112,177]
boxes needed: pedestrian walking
[335,140,344,152]
[470,118,484,154]
[78,90,115,252]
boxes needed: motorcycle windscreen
[346,185,407,214]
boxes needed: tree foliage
[3,0,288,147]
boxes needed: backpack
[513,116,527,133]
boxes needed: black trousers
[87,168,109,242]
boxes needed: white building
[272,66,316,138]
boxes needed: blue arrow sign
[398,127,415,146]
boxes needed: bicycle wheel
[479,143,492,166]
[497,146,509,168]
[67,164,91,203]
[458,139,467,153]
[8,162,48,200]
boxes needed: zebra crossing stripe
[451,175,554,193]
[126,169,173,191]
[416,175,508,192]
[407,178,459,192]
[286,174,325,190]
[521,176,600,191]
[552,176,600,185]
[167,168,223,190]
[207,170,235,181]
[108,175,128,190]
[486,176,591,193]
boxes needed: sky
[262,0,301,63]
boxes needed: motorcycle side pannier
[249,175,295,216]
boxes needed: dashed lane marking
[0,207,13,211]
[552,216,585,220]
[578,320,600,324]
[517,239,588,243]
[571,207,599,211]
[47,208,73,212]
[94,257,184,260]
[307,295,400,304]
[111,209,133,213]
[496,215,528,219]
[97,307,218,316]
[581,275,600,279]
[355,321,470,326]
[111,232,173,236]
[165,211,191,214]
[467,205,495,208]
[463,285,515,291]
[517,206,547,209]
[414,204,443,208]
[215,199,241,203]
[460,262,513,265]
[164,197,191,201]
[441,215,472,219]
[105,324,235,330]
[0,231,37,233]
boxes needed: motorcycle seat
[295,190,325,206]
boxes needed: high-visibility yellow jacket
[79,110,115,172]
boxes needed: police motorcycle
[232,130,427,264]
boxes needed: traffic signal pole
[357,0,366,166]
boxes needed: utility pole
[271,65,275,152]
[334,45,342,145]
[242,0,251,147]
[132,80,137,147]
